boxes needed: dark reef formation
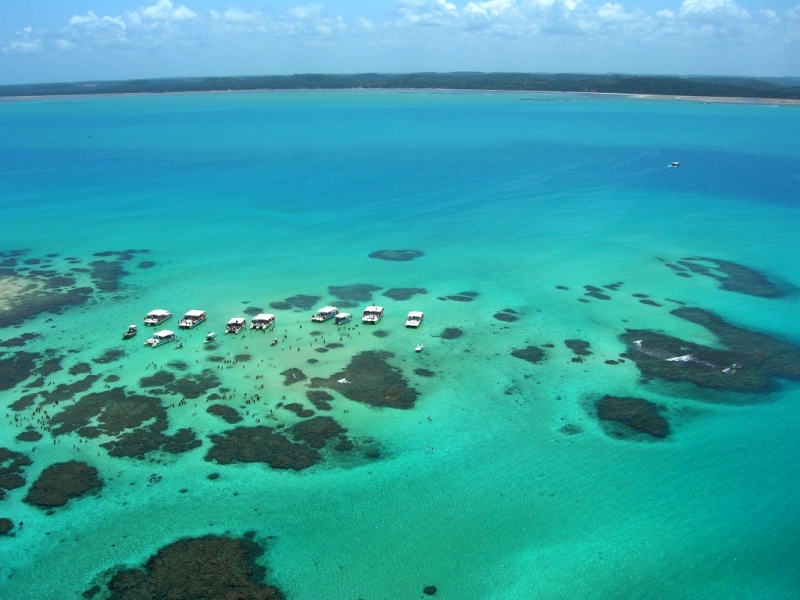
[368,249,424,262]
[207,404,243,424]
[103,535,284,600]
[493,309,519,322]
[206,426,321,470]
[595,396,670,439]
[440,328,463,340]
[673,256,790,298]
[310,350,419,409]
[290,416,348,449]
[49,387,201,459]
[281,368,307,386]
[621,307,800,395]
[0,351,39,390]
[306,390,334,411]
[382,287,427,301]
[565,339,592,357]
[328,284,382,302]
[0,518,13,535]
[269,294,320,311]
[24,460,102,508]
[511,346,546,364]
[0,447,31,501]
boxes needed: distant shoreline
[2,87,799,106]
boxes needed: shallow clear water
[1,90,799,599]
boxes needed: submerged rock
[382,287,427,301]
[621,307,800,396]
[368,249,424,262]
[207,404,243,424]
[511,346,546,364]
[328,284,381,302]
[206,426,320,471]
[105,535,284,600]
[676,256,790,298]
[24,460,102,508]
[440,328,463,340]
[595,396,670,439]
[565,339,592,356]
[310,350,419,409]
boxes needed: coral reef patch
[382,287,427,301]
[328,284,382,302]
[511,346,546,364]
[103,535,284,600]
[674,257,790,298]
[368,249,424,262]
[595,395,670,440]
[24,460,102,508]
[310,351,419,409]
[206,426,321,471]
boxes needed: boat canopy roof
[147,309,170,316]
[338,312,351,318]
[155,330,175,337]
[253,314,275,321]
[184,310,205,317]
[407,311,424,318]
[364,306,383,312]
[317,306,337,312]
[227,318,245,325]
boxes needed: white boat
[225,317,246,334]
[250,313,276,330]
[335,312,352,325]
[311,306,338,322]
[144,309,172,326]
[178,310,206,329]
[144,330,177,347]
[205,332,216,343]
[415,343,424,352]
[670,161,680,168]
[122,324,138,340]
[362,306,384,324]
[405,311,424,328]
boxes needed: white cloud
[139,0,198,22]
[678,0,749,21]
[398,0,459,26]
[287,5,324,20]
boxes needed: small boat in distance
[144,330,177,347]
[205,332,216,343]
[335,313,352,325]
[362,306,384,324]
[250,313,275,330]
[415,343,424,352]
[144,309,172,326]
[271,338,278,346]
[122,325,138,340]
[670,161,680,168]
[179,310,206,329]
[312,306,338,322]
[406,311,424,328]
[225,318,246,334]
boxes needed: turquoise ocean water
[1,90,799,598]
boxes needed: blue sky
[2,0,799,84]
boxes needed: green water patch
[328,283,382,302]
[23,460,102,509]
[207,404,243,424]
[511,346,546,364]
[369,249,424,262]
[382,287,427,301]
[310,350,419,409]
[99,535,283,600]
[672,256,792,298]
[594,395,670,440]
[621,307,800,396]
[0,447,31,501]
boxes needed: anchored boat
[405,311,424,328]
[179,310,206,329]
[250,313,276,330]
[122,325,138,340]
[311,306,338,323]
[335,312,352,325]
[225,318,246,334]
[144,330,177,347]
[144,309,172,326]
[362,306,384,324]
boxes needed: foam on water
[1,91,799,599]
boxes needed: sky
[1,0,799,84]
